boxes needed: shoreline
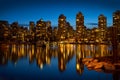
[82,57,120,73]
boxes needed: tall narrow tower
[98,14,107,43]
[98,14,107,29]
[113,10,120,27]
[58,14,67,41]
[29,21,35,33]
[76,12,86,42]
[113,10,120,43]
[76,12,84,28]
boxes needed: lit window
[76,19,79,21]
[60,19,64,21]
[38,24,42,26]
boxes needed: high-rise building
[113,10,120,42]
[66,22,73,38]
[17,26,25,43]
[0,20,10,42]
[98,14,107,29]
[113,10,120,27]
[76,12,84,27]
[36,19,52,42]
[29,21,35,33]
[28,21,35,43]
[10,22,19,42]
[98,14,107,43]
[46,21,52,41]
[36,19,46,41]
[76,12,86,43]
[58,14,67,41]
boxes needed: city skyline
[0,10,120,45]
[1,0,120,79]
[0,0,120,28]
[0,11,119,28]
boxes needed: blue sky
[0,0,120,28]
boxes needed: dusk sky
[0,0,120,28]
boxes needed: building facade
[76,12,86,43]
[113,10,120,43]
[57,14,67,41]
[0,20,10,42]
[0,11,120,45]
[98,14,107,43]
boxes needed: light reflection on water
[0,43,118,80]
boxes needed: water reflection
[1,43,120,79]
[76,53,84,75]
[0,44,113,72]
[76,44,112,58]
[58,44,75,71]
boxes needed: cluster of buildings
[0,10,120,44]
[0,19,52,44]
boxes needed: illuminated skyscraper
[98,14,107,43]
[28,21,35,43]
[76,12,84,27]
[0,20,10,42]
[113,10,120,42]
[76,12,86,43]
[66,22,74,38]
[29,21,35,33]
[46,21,52,41]
[113,10,120,27]
[36,19,47,41]
[98,14,107,29]
[10,22,19,42]
[58,14,67,41]
[36,19,52,42]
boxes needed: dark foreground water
[0,44,119,80]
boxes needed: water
[0,44,118,80]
